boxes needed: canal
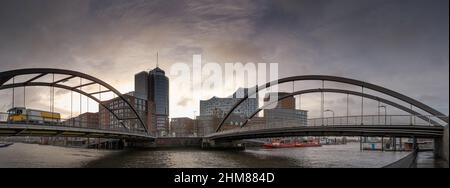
[0,142,412,168]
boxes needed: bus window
[8,109,22,115]
[7,110,15,115]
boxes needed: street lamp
[324,109,335,125]
[378,105,387,125]
[193,110,197,136]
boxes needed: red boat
[263,141,322,149]
[295,142,322,147]
[263,142,296,149]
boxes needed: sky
[0,0,448,119]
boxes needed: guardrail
[0,112,150,136]
[213,115,447,136]
[307,115,448,127]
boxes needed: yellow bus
[7,107,61,124]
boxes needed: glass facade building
[264,108,308,127]
[263,92,308,127]
[134,71,148,100]
[148,67,169,136]
[133,67,170,136]
[200,88,258,118]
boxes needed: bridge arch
[241,88,442,128]
[0,68,148,134]
[217,75,448,132]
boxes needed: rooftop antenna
[156,52,159,68]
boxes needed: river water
[0,143,409,168]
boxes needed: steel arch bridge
[216,75,449,133]
[0,68,152,141]
[207,75,448,143]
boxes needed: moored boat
[264,141,322,149]
[263,142,296,149]
[295,142,322,147]
[0,142,14,148]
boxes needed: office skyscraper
[134,71,148,100]
[148,67,169,136]
[134,62,169,136]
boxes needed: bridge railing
[211,115,448,136]
[307,115,447,127]
[0,112,148,135]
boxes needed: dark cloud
[0,0,448,117]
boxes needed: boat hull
[263,142,322,149]
[0,142,14,148]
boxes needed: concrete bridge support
[201,139,245,150]
[126,140,155,148]
[125,138,202,148]
[434,125,449,166]
[86,139,126,149]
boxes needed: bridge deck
[206,125,444,141]
[0,123,154,141]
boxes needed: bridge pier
[434,125,449,165]
[125,137,202,148]
[118,139,125,149]
[201,139,245,150]
[125,140,155,148]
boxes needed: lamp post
[193,110,197,137]
[324,109,335,125]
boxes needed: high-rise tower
[134,53,169,136]
[148,66,169,136]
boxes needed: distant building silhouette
[170,117,195,137]
[264,92,308,127]
[98,92,147,132]
[134,71,149,101]
[200,88,258,118]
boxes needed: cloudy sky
[0,0,448,118]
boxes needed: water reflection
[0,143,409,168]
